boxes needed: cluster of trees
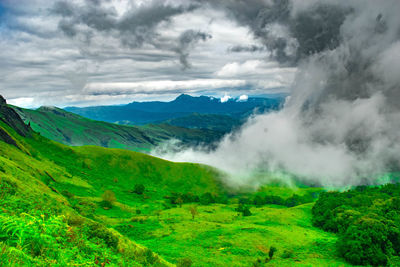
[240,192,317,208]
[167,192,228,206]
[236,204,252,216]
[312,183,400,266]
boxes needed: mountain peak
[174,94,193,101]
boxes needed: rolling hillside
[0,95,354,266]
[13,105,226,152]
[65,94,285,125]
[0,95,225,266]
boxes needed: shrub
[144,249,158,265]
[87,223,119,249]
[0,213,67,258]
[269,246,277,259]
[236,204,252,216]
[133,184,145,195]
[281,249,293,259]
[177,257,193,267]
[101,190,116,207]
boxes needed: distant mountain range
[11,94,286,152]
[65,94,286,126]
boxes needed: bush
[242,206,253,216]
[101,190,116,208]
[281,249,293,259]
[269,246,277,259]
[87,223,119,249]
[133,184,145,195]
[143,249,159,265]
[177,257,193,267]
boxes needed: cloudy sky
[0,0,297,108]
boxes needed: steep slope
[65,94,285,125]
[0,96,225,266]
[13,105,226,152]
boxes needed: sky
[0,0,297,108]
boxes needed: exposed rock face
[0,95,6,105]
[0,95,32,147]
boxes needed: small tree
[269,246,277,259]
[190,206,198,220]
[133,184,145,194]
[101,190,116,208]
[176,197,183,208]
[242,206,252,217]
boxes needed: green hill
[0,96,354,266]
[0,97,228,266]
[13,105,225,152]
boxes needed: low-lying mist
[153,0,400,188]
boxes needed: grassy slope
[13,106,224,152]
[0,112,351,266]
[124,202,351,267]
[0,118,223,266]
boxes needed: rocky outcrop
[0,95,32,137]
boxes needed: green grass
[114,203,351,266]
[0,106,357,266]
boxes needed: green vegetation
[13,105,225,152]
[312,184,400,266]
[2,98,399,266]
[0,104,350,266]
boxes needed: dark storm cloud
[199,0,350,65]
[228,45,265,53]
[175,30,212,70]
[50,0,352,68]
[51,0,203,62]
